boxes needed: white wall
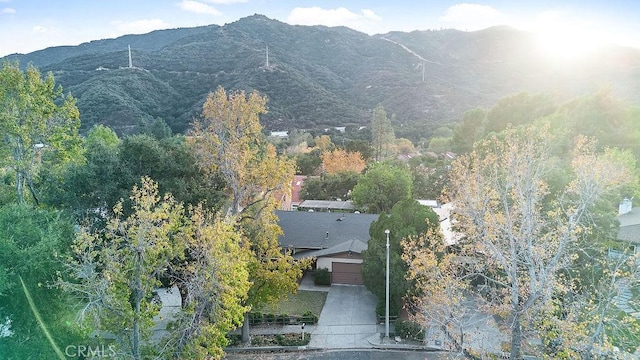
[317,257,362,272]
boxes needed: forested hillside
[4,14,640,139]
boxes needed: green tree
[345,140,373,162]
[42,125,126,224]
[45,132,223,225]
[85,124,119,148]
[300,171,360,201]
[426,136,452,154]
[0,204,80,359]
[351,162,412,213]
[295,149,322,175]
[549,91,640,160]
[371,105,395,161]
[485,92,555,134]
[361,200,439,316]
[451,108,487,153]
[0,62,82,204]
[137,116,173,140]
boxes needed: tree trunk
[26,175,39,205]
[510,311,522,360]
[15,170,25,204]
[241,312,250,344]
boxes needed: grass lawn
[261,290,327,316]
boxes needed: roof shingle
[276,210,378,250]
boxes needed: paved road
[309,285,382,349]
[224,349,450,360]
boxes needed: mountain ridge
[3,14,639,139]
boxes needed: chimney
[326,231,329,240]
[619,198,633,216]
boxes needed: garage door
[331,262,363,285]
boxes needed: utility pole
[385,229,390,342]
[128,45,133,68]
[265,46,269,68]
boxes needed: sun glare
[534,23,606,60]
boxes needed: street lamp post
[384,229,390,341]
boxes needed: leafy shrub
[277,333,310,346]
[265,313,276,323]
[313,268,331,285]
[225,334,242,346]
[394,319,424,341]
[249,312,263,325]
[276,313,290,325]
[301,310,319,324]
[376,300,400,318]
[248,333,310,347]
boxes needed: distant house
[617,198,640,251]
[416,199,439,208]
[276,210,378,285]
[290,175,306,210]
[297,200,356,213]
[270,131,289,138]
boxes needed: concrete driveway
[309,285,380,348]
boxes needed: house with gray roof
[617,202,640,247]
[275,210,379,285]
[296,200,356,212]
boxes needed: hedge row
[226,333,311,347]
[248,311,319,325]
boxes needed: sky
[1,0,639,58]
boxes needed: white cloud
[111,19,173,34]
[202,0,248,4]
[439,3,507,31]
[1,7,15,14]
[287,7,382,34]
[361,9,381,21]
[32,25,48,33]
[178,0,221,15]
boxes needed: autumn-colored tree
[0,61,82,204]
[447,123,633,358]
[313,135,333,152]
[321,149,366,174]
[163,205,250,359]
[61,178,250,359]
[61,177,184,360]
[190,86,310,343]
[403,226,476,353]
